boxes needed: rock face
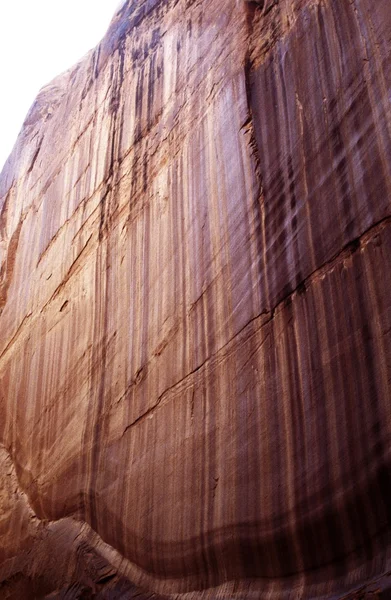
[0,0,391,597]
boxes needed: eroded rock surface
[0,0,390,598]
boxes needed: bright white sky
[0,0,122,173]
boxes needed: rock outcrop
[0,0,390,598]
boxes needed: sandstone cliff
[0,0,391,598]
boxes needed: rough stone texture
[0,0,391,598]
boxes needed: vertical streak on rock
[0,219,23,315]
[235,6,268,579]
[82,39,127,530]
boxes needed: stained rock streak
[0,0,391,598]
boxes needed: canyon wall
[0,0,391,597]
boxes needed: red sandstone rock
[0,0,390,598]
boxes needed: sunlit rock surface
[0,0,391,598]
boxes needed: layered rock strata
[0,0,391,597]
